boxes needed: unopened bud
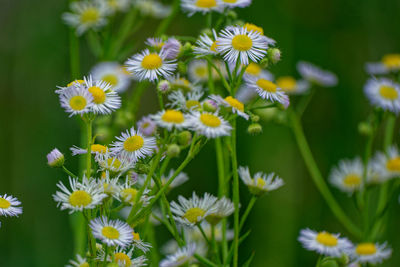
[250,114,260,122]
[358,122,373,136]
[247,123,262,135]
[47,148,64,168]
[259,57,269,68]
[157,80,171,93]
[320,259,339,267]
[167,144,181,158]
[203,99,218,112]
[268,48,281,64]
[227,11,238,20]
[178,131,192,147]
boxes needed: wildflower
[91,62,132,93]
[137,116,157,136]
[329,158,364,194]
[238,166,284,196]
[364,78,400,113]
[187,59,210,82]
[298,229,353,257]
[209,94,249,119]
[111,127,157,162]
[95,153,135,174]
[59,85,94,117]
[193,30,219,56]
[131,230,152,252]
[97,247,147,267]
[151,109,191,130]
[170,192,218,226]
[167,90,203,111]
[146,37,165,50]
[276,76,309,95]
[47,148,65,167]
[345,242,392,264]
[90,216,133,247]
[243,23,264,35]
[163,38,182,60]
[70,144,108,156]
[53,177,107,213]
[244,76,289,108]
[160,243,196,267]
[98,172,121,199]
[66,254,89,267]
[187,111,232,138]
[125,49,177,82]
[365,54,400,75]
[222,0,252,8]
[157,80,172,93]
[297,61,338,87]
[119,177,151,207]
[206,197,234,225]
[243,62,274,80]
[181,0,223,16]
[0,194,23,217]
[369,146,400,181]
[84,76,121,114]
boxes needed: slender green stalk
[85,118,93,178]
[216,138,225,197]
[239,196,257,231]
[194,254,218,267]
[62,165,78,179]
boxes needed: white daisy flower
[181,0,223,16]
[369,146,400,181]
[329,158,364,194]
[125,49,177,82]
[47,148,65,167]
[168,76,199,92]
[276,76,310,95]
[170,192,218,226]
[95,153,135,174]
[163,38,182,60]
[119,177,152,207]
[345,242,392,264]
[91,62,132,93]
[131,230,152,253]
[187,111,232,138]
[160,243,196,267]
[70,144,108,156]
[188,59,210,83]
[243,23,266,36]
[137,115,157,136]
[221,0,252,8]
[217,26,271,65]
[55,79,86,95]
[364,78,400,113]
[134,0,172,18]
[59,85,94,117]
[53,177,107,213]
[243,62,274,80]
[167,90,203,111]
[90,216,133,247]
[238,166,284,196]
[98,247,147,267]
[66,254,89,267]
[98,172,122,199]
[84,76,121,114]
[103,0,131,14]
[0,194,22,217]
[62,0,108,35]
[298,228,353,257]
[151,109,191,130]
[365,54,400,75]
[206,197,234,225]
[110,127,157,162]
[297,61,338,87]
[209,94,249,119]
[244,76,290,108]
[193,29,219,56]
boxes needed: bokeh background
[1,0,400,266]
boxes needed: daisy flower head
[366,54,400,75]
[297,61,338,87]
[329,157,364,194]
[221,0,252,8]
[98,247,147,267]
[0,194,22,217]
[243,23,265,35]
[98,172,122,199]
[244,76,290,108]
[181,0,223,16]
[369,146,400,181]
[276,76,310,95]
[188,59,210,82]
[91,62,132,93]
[119,177,152,207]
[193,29,219,57]
[59,84,94,117]
[163,38,182,60]
[131,230,152,253]
[146,37,165,50]
[170,192,218,226]
[243,62,274,80]
[238,166,284,196]
[111,127,157,162]
[62,0,108,35]
[168,75,198,92]
[95,152,135,174]
[206,197,234,225]
[160,243,196,267]
[90,216,133,247]
[298,228,353,257]
[53,177,107,213]
[151,109,191,131]
[209,94,249,119]
[47,148,65,167]
[66,254,89,267]
[84,75,121,114]
[70,144,108,156]
[187,111,232,138]
[217,26,270,65]
[167,89,203,111]
[125,49,177,82]
[364,78,400,113]
[137,115,157,136]
[345,242,392,264]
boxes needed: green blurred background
[1,0,400,266]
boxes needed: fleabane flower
[364,78,400,113]
[276,76,309,95]
[98,172,122,199]
[238,166,284,196]
[181,0,223,16]
[95,153,135,174]
[111,127,157,162]
[209,95,249,119]
[62,0,108,35]
[84,76,121,114]
[53,177,107,213]
[167,90,203,111]
[66,254,89,267]
[131,230,152,253]
[91,62,132,93]
[47,148,65,167]
[243,62,274,80]
[59,85,94,117]
[0,194,23,217]
[329,157,364,194]
[97,247,147,267]
[125,49,177,82]
[170,192,218,226]
[244,76,289,108]
[55,79,86,95]
[187,111,232,138]
[90,216,133,247]
[119,178,151,207]
[163,38,182,60]
[70,144,108,156]
[206,197,234,225]
[160,243,196,267]
[137,116,157,136]
[298,229,353,257]
[194,29,219,56]
[365,54,400,75]
[151,109,191,130]
[217,26,272,65]
[345,242,392,264]
[221,0,252,8]
[369,146,400,181]
[297,61,338,87]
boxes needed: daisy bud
[178,131,192,147]
[268,48,281,64]
[203,99,218,113]
[157,80,171,94]
[358,122,373,136]
[181,42,194,56]
[227,10,238,20]
[135,163,150,174]
[47,148,64,168]
[247,123,263,135]
[128,170,139,183]
[259,57,270,68]
[167,144,181,158]
[320,259,339,267]
[250,114,260,122]
[163,38,182,60]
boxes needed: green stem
[239,196,257,231]
[231,119,240,267]
[86,118,93,178]
[216,138,225,197]
[62,165,78,179]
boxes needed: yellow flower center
[256,79,277,92]
[224,96,244,112]
[101,226,120,239]
[183,207,206,224]
[356,243,377,255]
[382,54,400,69]
[123,135,144,152]
[91,144,108,154]
[80,8,100,24]
[69,190,92,207]
[276,76,297,92]
[114,252,131,267]
[132,231,140,240]
[244,23,264,35]
[107,157,121,169]
[101,74,118,86]
[0,197,11,209]
[255,177,266,188]
[200,113,221,127]
[121,188,138,204]
[141,53,162,70]
[245,63,261,76]
[88,86,106,104]
[79,262,89,267]
[195,0,217,8]
[67,79,85,87]
[161,110,185,123]
[186,100,201,110]
[232,34,253,51]
[386,157,400,171]
[379,85,398,100]
[69,96,87,111]
[343,174,362,187]
[316,232,338,247]
[195,66,207,78]
[210,41,218,52]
